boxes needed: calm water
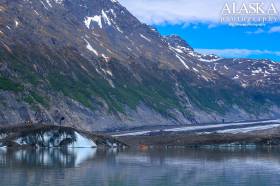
[0,147,280,186]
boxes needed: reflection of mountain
[1,148,280,185]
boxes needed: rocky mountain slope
[209,58,280,92]
[0,0,279,131]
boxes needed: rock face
[0,0,280,131]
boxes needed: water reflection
[1,147,280,186]
[0,148,97,168]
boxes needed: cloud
[245,26,280,34]
[269,26,280,33]
[118,0,280,25]
[245,28,265,34]
[195,48,280,59]
[118,0,223,24]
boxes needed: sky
[118,0,280,61]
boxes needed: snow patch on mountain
[233,75,239,79]
[54,0,64,4]
[84,16,102,29]
[175,54,190,70]
[140,34,151,42]
[188,51,221,62]
[102,10,112,26]
[45,0,52,7]
[83,8,124,33]
[84,39,98,55]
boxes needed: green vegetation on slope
[0,76,24,92]
[2,46,278,119]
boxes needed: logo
[220,2,279,26]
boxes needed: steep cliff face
[0,0,279,131]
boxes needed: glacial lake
[0,147,280,186]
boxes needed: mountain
[209,58,280,91]
[0,0,279,131]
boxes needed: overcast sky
[118,0,280,61]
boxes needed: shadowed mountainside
[0,0,279,131]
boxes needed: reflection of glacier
[0,147,6,153]
[0,148,97,167]
[68,148,97,166]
